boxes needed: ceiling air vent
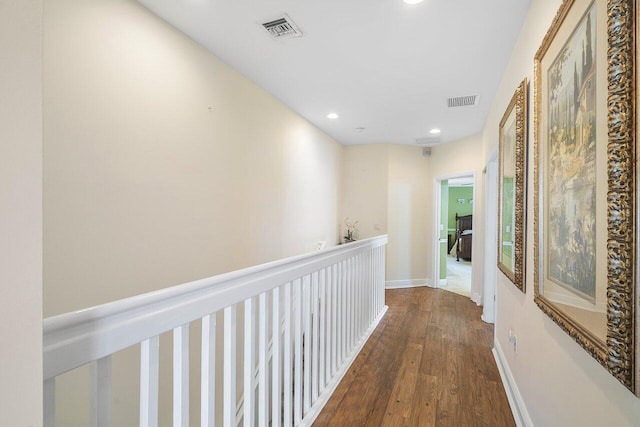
[415,136,442,147]
[447,95,480,108]
[261,14,303,39]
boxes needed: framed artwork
[498,79,527,292]
[534,0,637,394]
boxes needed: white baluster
[358,254,362,336]
[258,293,267,427]
[318,269,326,392]
[375,248,380,314]
[364,251,372,322]
[331,263,338,376]
[359,254,365,335]
[311,271,319,403]
[381,248,384,308]
[352,255,358,344]
[294,278,303,425]
[364,253,369,330]
[283,282,292,427]
[353,255,358,348]
[272,287,281,427]
[335,262,341,368]
[303,275,311,414]
[244,298,254,427]
[366,251,370,324]
[325,266,332,385]
[368,251,373,324]
[373,248,376,314]
[90,356,111,427]
[140,336,159,427]
[224,306,237,427]
[372,249,377,315]
[341,260,347,362]
[376,247,380,313]
[347,258,355,354]
[378,248,382,311]
[173,325,189,427]
[201,314,216,427]
[44,378,55,427]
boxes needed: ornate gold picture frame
[498,79,527,292]
[534,0,637,394]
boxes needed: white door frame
[432,171,477,293]
[482,149,499,323]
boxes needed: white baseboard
[492,338,533,427]
[471,292,482,306]
[301,305,389,426]
[385,278,430,289]
[438,278,448,287]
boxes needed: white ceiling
[138,0,530,146]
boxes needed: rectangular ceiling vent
[415,136,442,147]
[261,14,303,39]
[447,95,480,108]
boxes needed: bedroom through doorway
[437,175,474,298]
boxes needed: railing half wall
[43,235,388,426]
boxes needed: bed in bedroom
[455,213,472,261]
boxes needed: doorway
[433,173,475,298]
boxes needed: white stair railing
[43,235,388,427]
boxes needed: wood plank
[409,374,437,427]
[380,342,422,425]
[312,287,515,427]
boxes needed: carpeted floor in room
[439,254,472,298]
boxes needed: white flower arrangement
[344,218,359,242]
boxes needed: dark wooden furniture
[455,213,472,261]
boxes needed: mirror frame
[498,78,527,292]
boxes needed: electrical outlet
[508,328,517,353]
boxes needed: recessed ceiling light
[327,113,339,119]
[403,0,424,4]
[430,128,441,134]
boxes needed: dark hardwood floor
[313,287,515,427]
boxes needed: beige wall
[44,0,343,316]
[387,145,430,282]
[342,144,432,285]
[483,0,640,425]
[43,1,343,424]
[342,144,389,240]
[428,134,484,302]
[0,0,43,425]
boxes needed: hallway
[313,287,514,426]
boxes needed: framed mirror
[498,78,527,292]
[534,0,637,394]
